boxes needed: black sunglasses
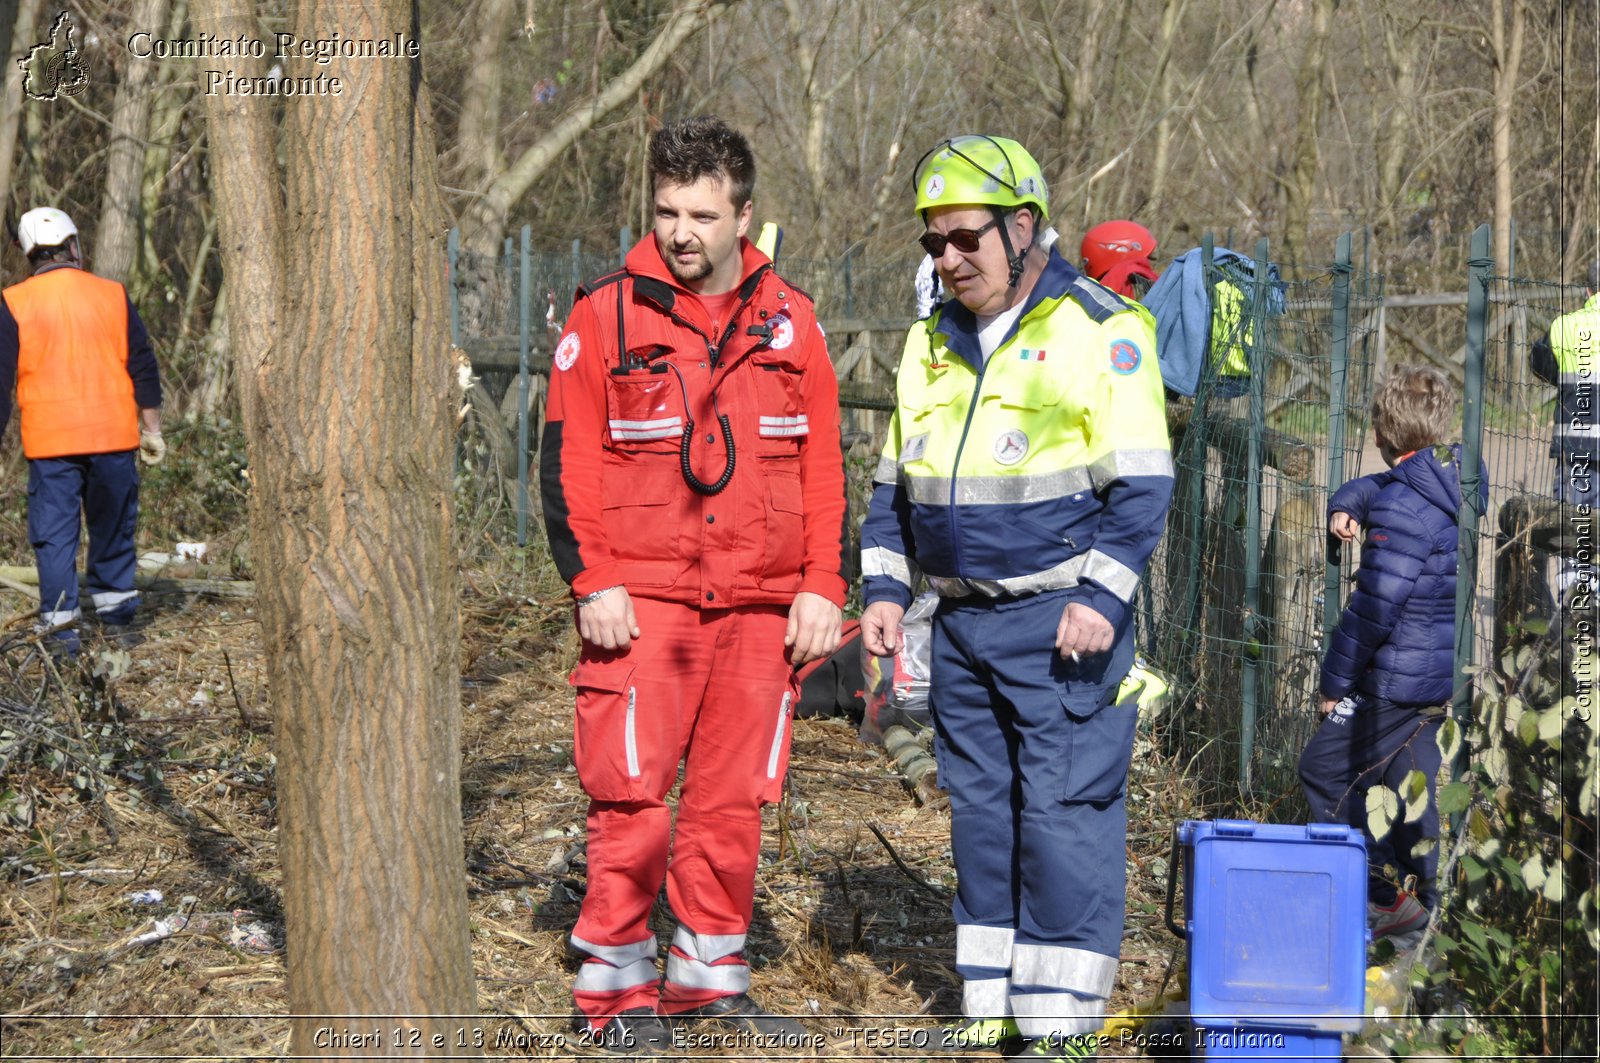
[919,218,1000,258]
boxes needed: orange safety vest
[3,268,139,459]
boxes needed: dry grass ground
[0,571,1204,1061]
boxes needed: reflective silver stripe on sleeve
[759,414,810,437]
[1088,448,1175,489]
[1081,550,1141,602]
[861,546,917,587]
[906,467,1095,506]
[609,416,684,440]
[874,455,901,483]
[926,554,1088,598]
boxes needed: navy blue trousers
[27,452,141,627]
[1298,695,1443,909]
[930,590,1137,1028]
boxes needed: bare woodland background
[1,0,1597,1058]
[2,0,1597,375]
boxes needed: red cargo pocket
[571,658,647,802]
[751,353,807,457]
[760,471,805,588]
[605,368,684,454]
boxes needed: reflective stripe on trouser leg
[573,598,713,952]
[571,934,661,1027]
[1010,945,1119,1037]
[956,923,1015,1017]
[82,450,139,621]
[27,457,86,625]
[663,925,749,996]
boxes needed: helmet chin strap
[994,208,1031,288]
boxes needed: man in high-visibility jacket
[859,136,1173,1062]
[1531,260,1599,598]
[540,116,846,1053]
[1,208,165,652]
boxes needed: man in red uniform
[2,208,165,655]
[540,115,846,1053]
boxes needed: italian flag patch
[1019,348,1047,361]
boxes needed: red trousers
[568,597,798,1024]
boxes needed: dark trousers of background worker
[1298,694,1443,911]
[27,452,141,632]
[929,589,1138,1040]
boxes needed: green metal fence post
[1238,238,1271,791]
[1324,233,1353,643]
[517,224,532,548]
[569,238,581,311]
[1454,224,1492,774]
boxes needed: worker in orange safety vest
[1,208,165,653]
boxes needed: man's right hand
[861,600,906,657]
[577,587,640,650]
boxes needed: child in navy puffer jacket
[1300,366,1486,942]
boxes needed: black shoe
[575,1007,671,1056]
[671,992,807,1041]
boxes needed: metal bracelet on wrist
[575,585,620,607]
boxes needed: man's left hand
[1056,601,1113,658]
[139,430,166,466]
[785,591,842,668]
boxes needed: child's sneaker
[1368,890,1428,939]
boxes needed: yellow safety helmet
[912,135,1050,223]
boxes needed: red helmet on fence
[1080,220,1157,280]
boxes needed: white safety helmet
[17,207,78,255]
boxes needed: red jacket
[540,237,848,609]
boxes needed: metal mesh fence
[1476,273,1591,680]
[1141,250,1383,805]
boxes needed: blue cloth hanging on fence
[1144,247,1282,397]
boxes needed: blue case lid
[1182,819,1369,1032]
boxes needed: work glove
[139,430,166,466]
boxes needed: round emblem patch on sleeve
[1110,339,1142,375]
[555,332,581,371]
[769,313,795,350]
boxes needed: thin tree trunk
[1282,0,1334,268]
[198,0,479,1053]
[1490,0,1526,274]
[0,0,42,227]
[95,0,164,284]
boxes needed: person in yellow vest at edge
[1531,259,1600,604]
[858,136,1174,1062]
[1,208,165,655]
